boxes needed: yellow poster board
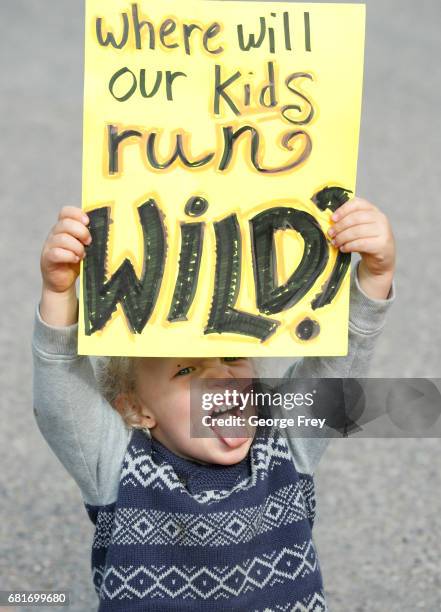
[79,0,366,357]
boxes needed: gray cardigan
[31,262,395,506]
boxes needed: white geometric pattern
[92,511,114,548]
[120,428,293,505]
[299,478,316,521]
[91,482,315,548]
[254,591,327,611]
[98,541,319,601]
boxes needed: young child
[32,199,395,611]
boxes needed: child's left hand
[327,197,396,300]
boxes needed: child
[32,199,395,611]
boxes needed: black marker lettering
[146,132,215,169]
[83,200,166,335]
[304,12,311,52]
[205,215,279,341]
[139,69,162,98]
[168,223,204,322]
[159,18,179,49]
[183,23,203,56]
[165,71,187,101]
[219,126,312,174]
[131,3,155,49]
[310,186,353,308]
[311,186,353,213]
[311,252,351,310]
[244,83,251,106]
[214,65,242,115]
[259,61,277,108]
[109,67,138,102]
[96,14,129,49]
[250,207,328,314]
[108,124,142,175]
[283,11,292,51]
[282,72,315,125]
[295,317,320,341]
[268,22,276,54]
[203,23,224,55]
[237,17,267,51]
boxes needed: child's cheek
[172,393,192,422]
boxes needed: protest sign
[79,0,366,356]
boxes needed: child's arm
[283,198,396,474]
[32,206,130,507]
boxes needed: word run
[107,120,313,178]
[83,187,352,342]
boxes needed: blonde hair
[96,356,265,429]
[96,356,140,429]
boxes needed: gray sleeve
[281,260,396,475]
[31,303,130,506]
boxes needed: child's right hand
[39,206,92,326]
[40,206,91,294]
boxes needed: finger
[339,238,381,253]
[332,224,379,248]
[332,198,376,222]
[50,233,87,258]
[53,218,92,245]
[328,211,377,236]
[47,247,81,264]
[59,205,89,225]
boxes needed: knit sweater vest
[84,425,327,612]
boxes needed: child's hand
[41,206,91,293]
[39,206,92,326]
[327,197,395,299]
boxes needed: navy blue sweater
[85,425,326,611]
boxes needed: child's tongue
[216,433,249,449]
[210,407,250,448]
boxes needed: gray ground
[0,0,440,611]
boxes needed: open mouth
[209,402,242,418]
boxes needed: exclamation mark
[310,187,353,310]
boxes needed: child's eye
[174,366,196,377]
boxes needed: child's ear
[114,392,157,429]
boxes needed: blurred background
[0,0,440,610]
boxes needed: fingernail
[328,228,335,237]
[82,215,89,224]
[331,213,338,221]
[331,239,336,246]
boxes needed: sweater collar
[150,435,251,494]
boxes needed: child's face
[130,357,257,465]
